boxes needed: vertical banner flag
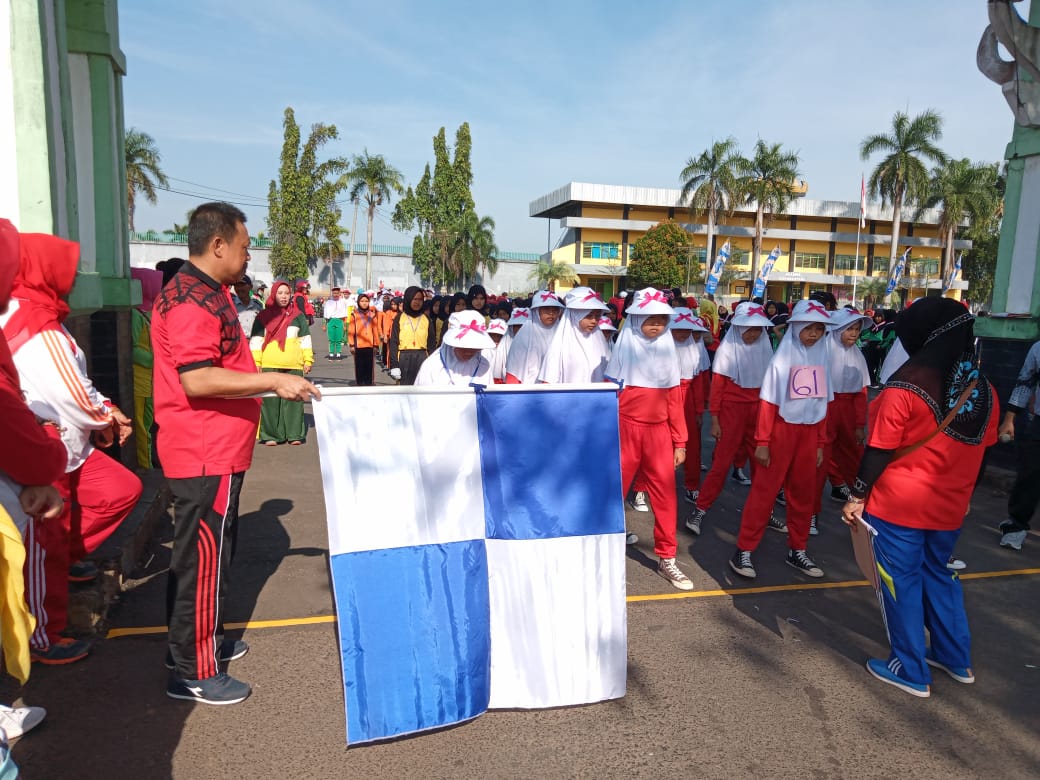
[942,252,963,294]
[885,248,910,296]
[704,240,731,295]
[751,245,782,300]
[313,385,628,746]
[860,175,867,230]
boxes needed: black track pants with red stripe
[166,472,243,681]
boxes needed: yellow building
[529,182,970,305]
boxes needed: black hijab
[402,286,426,319]
[889,297,991,445]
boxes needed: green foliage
[267,107,349,282]
[124,128,169,232]
[628,222,690,289]
[855,277,888,310]
[735,140,800,281]
[528,260,579,291]
[347,149,404,288]
[393,123,497,288]
[679,138,741,283]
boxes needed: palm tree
[347,150,405,289]
[528,260,579,291]
[125,128,169,232]
[860,110,947,286]
[916,158,999,283]
[455,211,498,286]
[734,140,801,282]
[856,277,888,311]
[678,138,741,286]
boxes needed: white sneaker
[0,703,46,739]
[625,531,639,545]
[946,557,966,571]
[631,492,649,512]
[658,558,693,590]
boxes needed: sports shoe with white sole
[925,653,975,684]
[946,557,966,571]
[786,549,824,578]
[167,672,252,705]
[165,639,249,671]
[775,489,787,506]
[658,558,694,591]
[684,488,699,504]
[866,658,930,698]
[729,550,756,579]
[730,468,752,486]
[625,532,639,545]
[628,492,649,512]
[999,520,1027,551]
[0,704,46,739]
[767,513,788,534]
[685,506,706,535]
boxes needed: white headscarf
[605,313,680,388]
[537,308,611,384]
[415,343,493,387]
[504,294,562,383]
[712,326,772,388]
[670,309,710,381]
[828,311,872,393]
[760,302,834,424]
[485,319,510,381]
[879,337,909,384]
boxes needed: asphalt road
[7,326,1040,779]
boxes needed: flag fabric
[313,385,628,746]
[885,248,910,296]
[704,240,732,295]
[751,245,782,300]
[860,175,867,230]
[942,252,963,293]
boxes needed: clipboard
[849,516,879,589]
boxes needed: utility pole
[346,198,359,290]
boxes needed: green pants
[327,318,345,354]
[260,368,307,443]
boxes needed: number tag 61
[788,365,826,399]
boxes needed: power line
[155,185,268,209]
[165,176,270,201]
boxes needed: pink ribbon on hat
[674,312,696,324]
[598,316,612,325]
[582,291,602,302]
[514,309,529,318]
[807,302,830,317]
[539,292,558,303]
[747,305,767,317]
[457,320,487,337]
[637,290,668,307]
[693,317,706,328]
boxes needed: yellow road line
[106,567,1040,639]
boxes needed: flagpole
[853,173,864,308]
[852,220,861,308]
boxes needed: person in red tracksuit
[729,300,834,580]
[685,302,773,536]
[822,309,873,504]
[605,288,690,591]
[670,308,711,504]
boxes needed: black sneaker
[767,513,788,534]
[167,672,252,705]
[830,484,851,503]
[729,550,756,579]
[685,506,706,535]
[165,639,250,671]
[684,488,700,504]
[809,514,819,536]
[786,549,824,578]
[775,489,787,507]
[731,468,752,486]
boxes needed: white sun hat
[730,301,774,328]
[563,286,609,311]
[670,307,708,332]
[442,312,495,349]
[507,307,531,326]
[598,316,617,332]
[530,290,564,309]
[487,319,508,336]
[628,287,673,316]
[788,299,834,325]
[827,307,873,333]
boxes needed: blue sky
[122,0,1013,253]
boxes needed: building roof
[529,182,946,225]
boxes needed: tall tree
[393,123,498,288]
[917,159,1000,282]
[267,107,348,281]
[124,128,169,232]
[627,222,689,289]
[347,149,404,289]
[678,137,741,285]
[734,140,801,282]
[528,260,579,291]
[860,110,947,287]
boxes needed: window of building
[834,254,866,272]
[793,252,826,270]
[582,242,620,260]
[585,277,613,298]
[730,249,750,267]
[910,260,940,276]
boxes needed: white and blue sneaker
[999,520,1028,551]
[866,658,930,698]
[925,653,975,684]
[167,672,252,705]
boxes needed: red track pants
[827,394,863,489]
[736,418,820,552]
[697,400,758,510]
[681,375,706,490]
[25,448,142,649]
[621,417,678,559]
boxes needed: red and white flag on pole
[859,175,867,229]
